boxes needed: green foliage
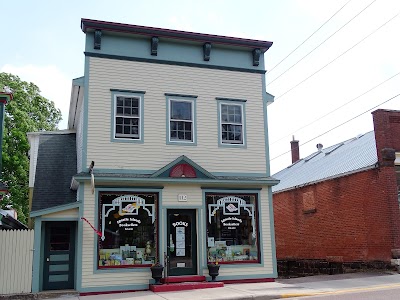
[0,72,62,224]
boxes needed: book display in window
[98,192,158,268]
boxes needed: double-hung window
[166,94,196,145]
[218,99,246,146]
[111,90,144,142]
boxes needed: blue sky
[1,0,399,173]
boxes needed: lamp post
[0,91,12,199]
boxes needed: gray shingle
[272,131,378,193]
[32,133,77,211]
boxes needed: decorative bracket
[252,48,261,66]
[151,37,159,56]
[94,29,102,50]
[203,42,211,61]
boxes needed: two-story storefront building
[28,19,278,294]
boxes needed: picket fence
[0,229,34,294]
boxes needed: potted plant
[150,261,164,285]
[207,261,220,282]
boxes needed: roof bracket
[252,48,261,66]
[151,36,159,56]
[203,42,211,61]
[94,29,102,50]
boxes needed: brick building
[272,109,400,276]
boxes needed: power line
[273,12,399,101]
[270,92,400,161]
[270,71,400,145]
[267,0,377,86]
[267,0,353,75]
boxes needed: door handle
[46,257,50,262]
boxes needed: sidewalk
[83,272,400,300]
[4,271,400,300]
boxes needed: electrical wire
[270,92,400,161]
[267,0,353,74]
[273,12,399,101]
[270,71,400,145]
[267,0,377,86]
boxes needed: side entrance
[167,209,197,276]
[43,221,76,290]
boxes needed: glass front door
[167,209,197,276]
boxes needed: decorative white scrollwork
[208,196,256,239]
[101,195,155,241]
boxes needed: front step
[150,281,223,292]
[161,275,206,283]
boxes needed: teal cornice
[30,201,82,218]
[84,52,266,74]
[74,175,278,186]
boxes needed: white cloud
[1,64,70,129]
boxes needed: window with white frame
[220,103,244,144]
[114,95,141,140]
[169,99,194,142]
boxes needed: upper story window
[111,90,145,143]
[217,98,246,147]
[166,94,197,145]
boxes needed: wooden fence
[0,230,34,294]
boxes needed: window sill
[208,260,259,265]
[98,264,152,269]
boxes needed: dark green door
[167,209,197,276]
[43,222,76,290]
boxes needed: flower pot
[207,264,220,281]
[150,264,164,284]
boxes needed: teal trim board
[31,217,42,293]
[74,175,278,185]
[82,56,90,171]
[262,74,272,177]
[76,184,84,291]
[110,90,145,144]
[30,201,82,218]
[165,95,197,146]
[217,99,247,149]
[268,187,278,277]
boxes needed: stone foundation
[277,259,395,278]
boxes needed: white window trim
[112,92,144,142]
[167,97,196,145]
[219,101,246,146]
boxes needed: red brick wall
[273,168,398,263]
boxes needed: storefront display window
[206,193,260,264]
[98,192,158,268]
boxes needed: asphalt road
[293,286,400,300]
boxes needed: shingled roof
[31,133,77,211]
[272,131,378,193]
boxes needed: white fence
[0,230,34,295]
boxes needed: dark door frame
[43,221,76,290]
[166,209,197,276]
